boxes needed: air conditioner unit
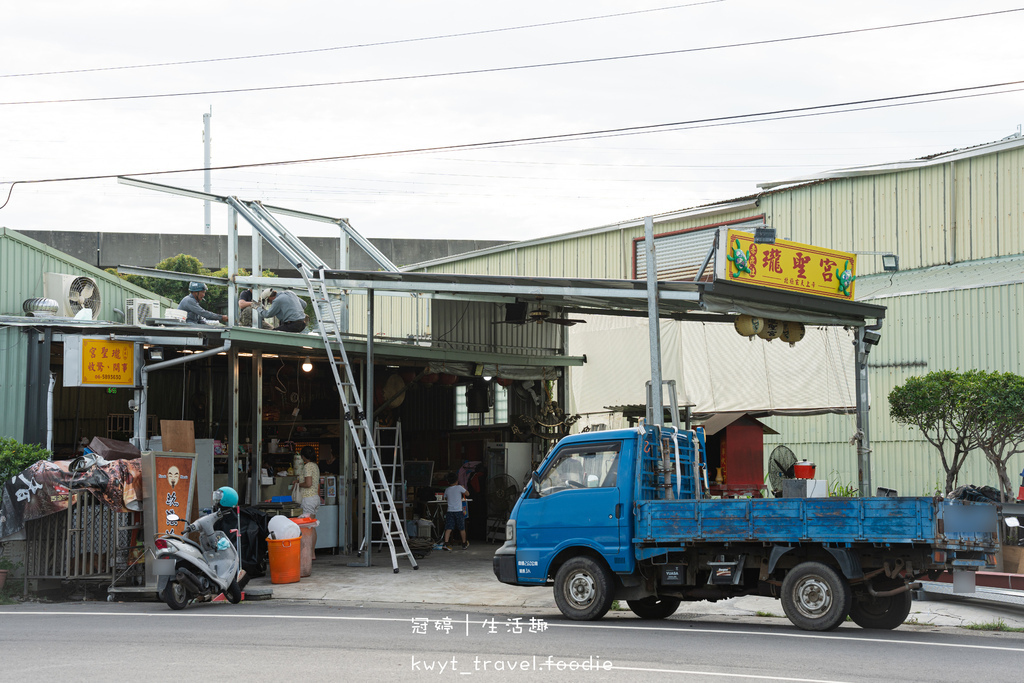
[125,299,160,326]
[43,273,102,319]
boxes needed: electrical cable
[2,8,1019,106]
[0,78,1021,196]
[0,2,724,79]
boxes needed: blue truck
[493,425,1000,631]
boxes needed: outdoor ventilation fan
[767,445,798,498]
[44,273,102,319]
[493,301,586,327]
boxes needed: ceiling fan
[492,302,587,327]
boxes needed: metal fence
[26,490,144,586]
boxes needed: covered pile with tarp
[0,457,143,539]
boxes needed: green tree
[888,371,982,495]
[0,438,50,505]
[965,371,1024,502]
[107,254,208,304]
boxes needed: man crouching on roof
[258,289,308,332]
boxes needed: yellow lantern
[782,321,806,345]
[757,318,782,341]
[734,314,762,338]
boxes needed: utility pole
[203,107,212,235]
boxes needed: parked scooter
[154,486,243,610]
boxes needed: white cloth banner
[568,315,855,417]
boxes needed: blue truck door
[514,440,625,580]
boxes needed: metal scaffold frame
[118,177,417,572]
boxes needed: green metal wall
[0,327,28,441]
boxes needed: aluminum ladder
[363,420,407,550]
[229,198,417,572]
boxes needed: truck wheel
[554,556,615,621]
[781,562,851,631]
[627,596,681,620]
[849,591,911,630]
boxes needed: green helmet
[188,282,208,293]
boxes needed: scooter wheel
[161,581,189,610]
[226,579,243,604]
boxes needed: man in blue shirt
[177,282,227,324]
[258,289,307,332]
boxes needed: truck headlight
[506,519,516,544]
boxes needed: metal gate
[26,490,130,582]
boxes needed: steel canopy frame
[116,176,400,273]
[117,177,887,496]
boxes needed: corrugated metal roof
[757,134,1024,190]
[403,198,761,271]
[855,254,1024,301]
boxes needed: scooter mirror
[166,513,180,522]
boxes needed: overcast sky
[2,1,1023,247]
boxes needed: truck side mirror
[530,471,542,498]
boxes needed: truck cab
[494,428,646,614]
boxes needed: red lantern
[420,373,439,385]
[400,370,417,385]
[438,373,458,386]
[495,377,514,388]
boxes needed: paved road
[2,601,1023,681]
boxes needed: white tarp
[568,315,855,417]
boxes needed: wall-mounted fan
[513,380,543,406]
[44,273,102,320]
[493,301,586,327]
[767,445,798,498]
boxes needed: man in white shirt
[442,478,469,550]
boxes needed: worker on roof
[237,289,271,328]
[178,282,227,324]
[258,289,308,333]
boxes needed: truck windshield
[538,441,620,495]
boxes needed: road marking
[4,610,1023,652]
[611,666,851,683]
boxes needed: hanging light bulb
[301,357,313,373]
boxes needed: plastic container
[266,537,301,584]
[417,519,433,539]
[268,515,301,540]
[293,516,319,578]
[793,460,816,479]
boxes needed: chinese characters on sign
[80,339,136,386]
[154,455,195,536]
[722,229,857,299]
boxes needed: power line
[3,8,1021,107]
[2,78,1021,208]
[0,2,724,79]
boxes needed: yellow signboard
[81,339,135,386]
[722,229,857,299]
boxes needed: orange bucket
[267,537,301,584]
